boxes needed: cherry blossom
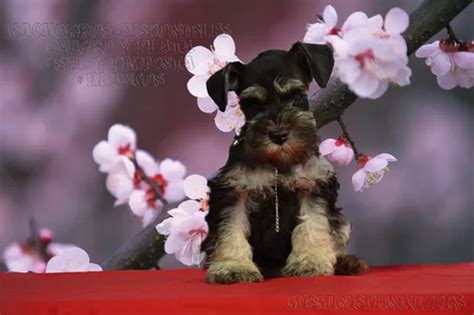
[305,6,411,99]
[46,247,102,273]
[92,124,136,174]
[3,228,76,273]
[156,200,208,266]
[319,136,354,166]
[352,153,398,192]
[185,34,245,134]
[416,40,474,89]
[303,5,339,44]
[156,174,210,266]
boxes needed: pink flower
[306,7,411,99]
[183,174,210,211]
[416,40,474,89]
[303,5,339,44]
[156,200,208,266]
[92,124,136,174]
[46,247,102,273]
[319,136,354,166]
[352,153,397,192]
[185,34,245,134]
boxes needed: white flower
[46,247,102,273]
[3,236,76,273]
[128,189,163,227]
[92,124,136,174]
[186,34,245,134]
[307,7,411,99]
[185,33,239,98]
[319,137,354,166]
[156,200,208,266]
[3,243,45,273]
[304,5,339,44]
[134,151,186,204]
[352,153,397,192]
[416,40,474,89]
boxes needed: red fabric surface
[1,263,473,315]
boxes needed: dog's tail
[334,254,369,275]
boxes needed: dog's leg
[330,212,369,275]
[282,197,337,277]
[206,197,263,284]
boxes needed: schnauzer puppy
[202,42,368,284]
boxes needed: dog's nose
[269,129,289,144]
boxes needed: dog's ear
[290,42,334,88]
[206,61,245,112]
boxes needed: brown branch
[102,0,472,270]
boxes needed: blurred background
[0,0,472,268]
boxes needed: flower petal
[164,179,186,203]
[136,150,159,176]
[164,232,189,254]
[106,171,134,206]
[431,52,452,76]
[85,263,102,272]
[415,41,440,58]
[92,141,119,173]
[213,34,236,61]
[184,174,209,200]
[373,153,398,162]
[142,208,160,227]
[330,146,354,166]
[184,46,214,75]
[384,7,409,34]
[364,157,388,172]
[367,79,389,99]
[156,217,173,235]
[453,52,474,69]
[323,5,338,29]
[46,247,90,273]
[214,105,245,133]
[160,159,186,181]
[436,71,457,90]
[177,200,202,215]
[319,138,337,155]
[197,97,218,113]
[187,74,211,98]
[342,11,368,33]
[351,72,380,98]
[107,124,136,150]
[128,190,148,216]
[352,168,367,192]
[303,23,326,44]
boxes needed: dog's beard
[244,110,319,170]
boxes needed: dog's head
[207,42,334,169]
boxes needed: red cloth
[1,263,473,315]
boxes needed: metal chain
[274,167,280,233]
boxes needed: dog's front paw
[282,254,335,277]
[206,260,263,284]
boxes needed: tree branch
[102,0,471,270]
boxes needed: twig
[102,0,472,270]
[130,155,168,206]
[337,117,360,158]
[446,24,461,44]
[28,217,49,262]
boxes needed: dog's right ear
[206,62,245,112]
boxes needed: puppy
[202,42,368,284]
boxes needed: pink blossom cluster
[93,124,187,226]
[304,5,412,99]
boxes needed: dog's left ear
[290,42,334,88]
[206,61,245,112]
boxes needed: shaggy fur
[202,42,368,284]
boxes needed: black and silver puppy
[202,42,368,284]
